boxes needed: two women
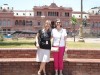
[36,19,67,75]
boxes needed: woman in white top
[51,19,67,75]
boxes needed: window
[23,13,25,15]
[48,12,59,16]
[16,13,18,15]
[85,16,87,18]
[98,10,100,12]
[65,12,69,17]
[92,22,94,28]
[38,22,40,25]
[57,12,59,16]
[0,7,2,9]
[37,11,42,16]
[8,20,10,25]
[15,20,18,25]
[0,20,2,25]
[92,10,94,14]
[7,29,11,34]
[66,22,68,26]
[98,22,100,27]
[3,29,6,32]
[8,29,11,31]
[30,21,32,26]
[30,13,31,16]
[25,20,32,26]
[23,20,25,25]
[48,12,52,16]
[3,20,6,25]
[8,7,9,9]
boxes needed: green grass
[0,38,100,49]
[67,41,100,49]
[0,38,35,48]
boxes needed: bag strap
[58,29,63,46]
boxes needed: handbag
[51,46,59,52]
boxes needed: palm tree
[71,16,77,42]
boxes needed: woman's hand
[36,44,40,49]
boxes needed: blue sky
[0,0,100,12]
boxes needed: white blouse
[51,28,67,47]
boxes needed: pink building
[0,3,100,37]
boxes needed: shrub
[0,34,4,41]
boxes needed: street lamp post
[78,0,85,42]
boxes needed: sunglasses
[56,22,61,24]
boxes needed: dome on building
[0,4,13,12]
[49,3,58,8]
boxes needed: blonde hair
[43,20,51,29]
[45,20,51,25]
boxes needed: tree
[0,27,4,41]
[71,16,77,42]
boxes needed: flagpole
[78,0,85,42]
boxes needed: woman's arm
[64,36,67,47]
[35,33,40,48]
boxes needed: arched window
[15,20,18,25]
[23,20,25,25]
[30,21,32,26]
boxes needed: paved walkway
[67,38,100,43]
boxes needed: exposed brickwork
[0,48,36,58]
[0,48,54,58]
[0,61,100,75]
[64,62,100,75]
[0,62,40,75]
[67,49,100,59]
[0,48,100,75]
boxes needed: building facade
[0,3,100,37]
